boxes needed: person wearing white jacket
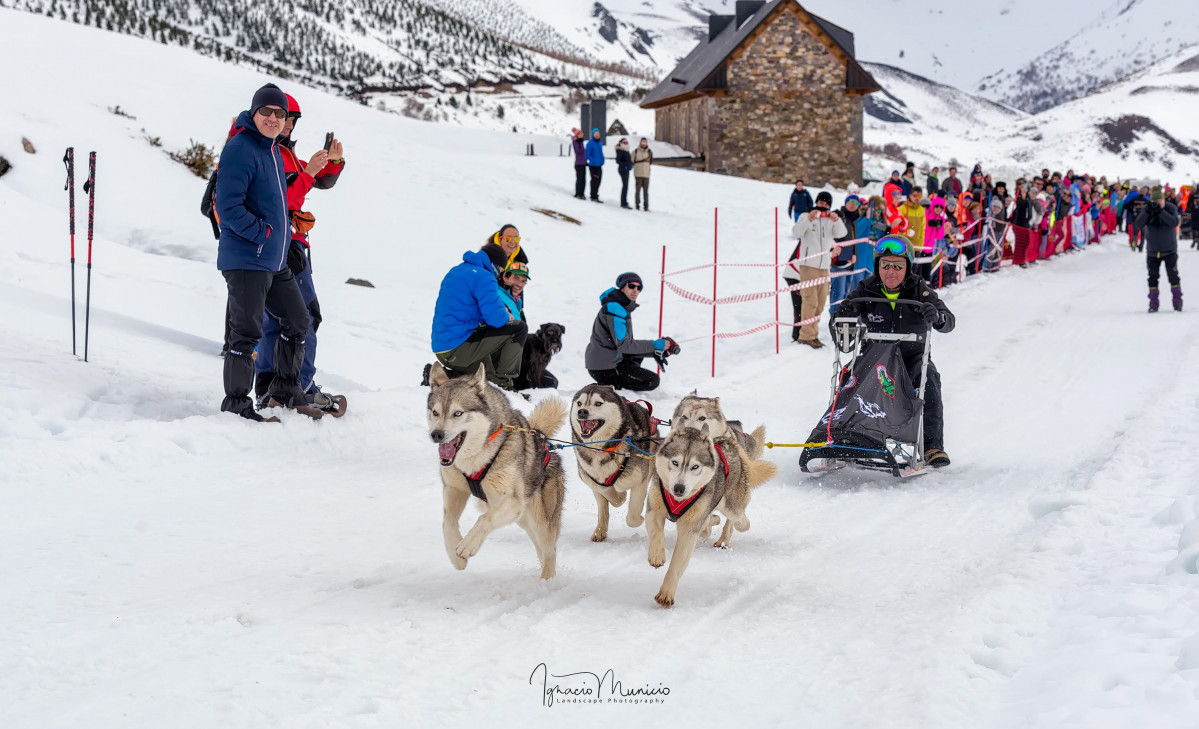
[787,190,847,348]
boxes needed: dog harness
[627,398,663,433]
[661,444,730,523]
[600,452,631,487]
[463,426,551,502]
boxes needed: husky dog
[427,363,567,579]
[672,395,766,459]
[569,384,659,541]
[646,424,779,607]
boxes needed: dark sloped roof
[640,0,879,109]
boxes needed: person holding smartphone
[253,92,348,415]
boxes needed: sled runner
[798,298,937,478]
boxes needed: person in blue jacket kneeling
[431,249,528,389]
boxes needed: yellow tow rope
[765,441,830,449]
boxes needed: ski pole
[82,151,96,363]
[63,147,76,355]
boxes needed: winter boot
[307,385,347,418]
[1172,285,1184,311]
[924,449,951,468]
[1149,288,1160,313]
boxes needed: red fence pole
[712,207,718,379]
[658,244,665,376]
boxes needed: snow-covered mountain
[976,0,1199,113]
[860,48,1199,184]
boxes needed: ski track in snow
[2,10,1199,728]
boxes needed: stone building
[640,0,879,187]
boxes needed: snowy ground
[3,10,1199,729]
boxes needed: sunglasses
[625,283,642,291]
[879,260,907,271]
[500,235,521,244]
[910,194,923,200]
[256,107,287,119]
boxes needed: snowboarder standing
[216,83,311,421]
[1135,186,1184,312]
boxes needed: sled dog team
[426,363,779,608]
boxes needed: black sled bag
[806,341,923,450]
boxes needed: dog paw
[626,513,644,528]
[448,553,468,570]
[714,537,730,549]
[648,550,665,568]
[654,589,675,608]
[591,528,607,542]
[455,535,483,559]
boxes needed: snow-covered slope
[977,0,1199,113]
[4,11,1199,728]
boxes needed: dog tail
[746,458,779,489]
[747,425,766,459]
[529,397,568,438]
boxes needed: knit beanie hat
[615,272,642,289]
[251,83,288,115]
[1151,186,1165,201]
[844,195,862,206]
[816,191,833,206]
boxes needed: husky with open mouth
[646,423,779,608]
[671,395,766,459]
[427,363,567,579]
[569,384,660,542]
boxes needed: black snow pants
[588,356,659,392]
[222,268,310,415]
[905,354,944,452]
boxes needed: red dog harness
[463,426,551,502]
[661,443,729,523]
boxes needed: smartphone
[324,132,334,151]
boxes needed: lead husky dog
[569,384,659,541]
[646,424,779,607]
[427,363,567,579]
[672,395,766,459]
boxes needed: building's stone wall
[656,6,865,187]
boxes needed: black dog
[514,322,565,391]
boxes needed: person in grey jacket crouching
[585,272,678,391]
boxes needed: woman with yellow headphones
[480,223,528,281]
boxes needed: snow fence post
[657,245,665,376]
[712,207,718,379]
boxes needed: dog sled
[798,298,937,478]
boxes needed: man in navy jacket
[216,83,312,421]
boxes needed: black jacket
[830,272,955,359]
[1012,196,1032,228]
[480,242,529,281]
[1134,202,1179,255]
[615,147,632,172]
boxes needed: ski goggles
[875,236,914,259]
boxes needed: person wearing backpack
[216,83,312,422]
[253,93,347,416]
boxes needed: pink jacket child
[925,196,949,253]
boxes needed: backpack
[200,167,219,239]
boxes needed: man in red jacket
[254,93,348,415]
